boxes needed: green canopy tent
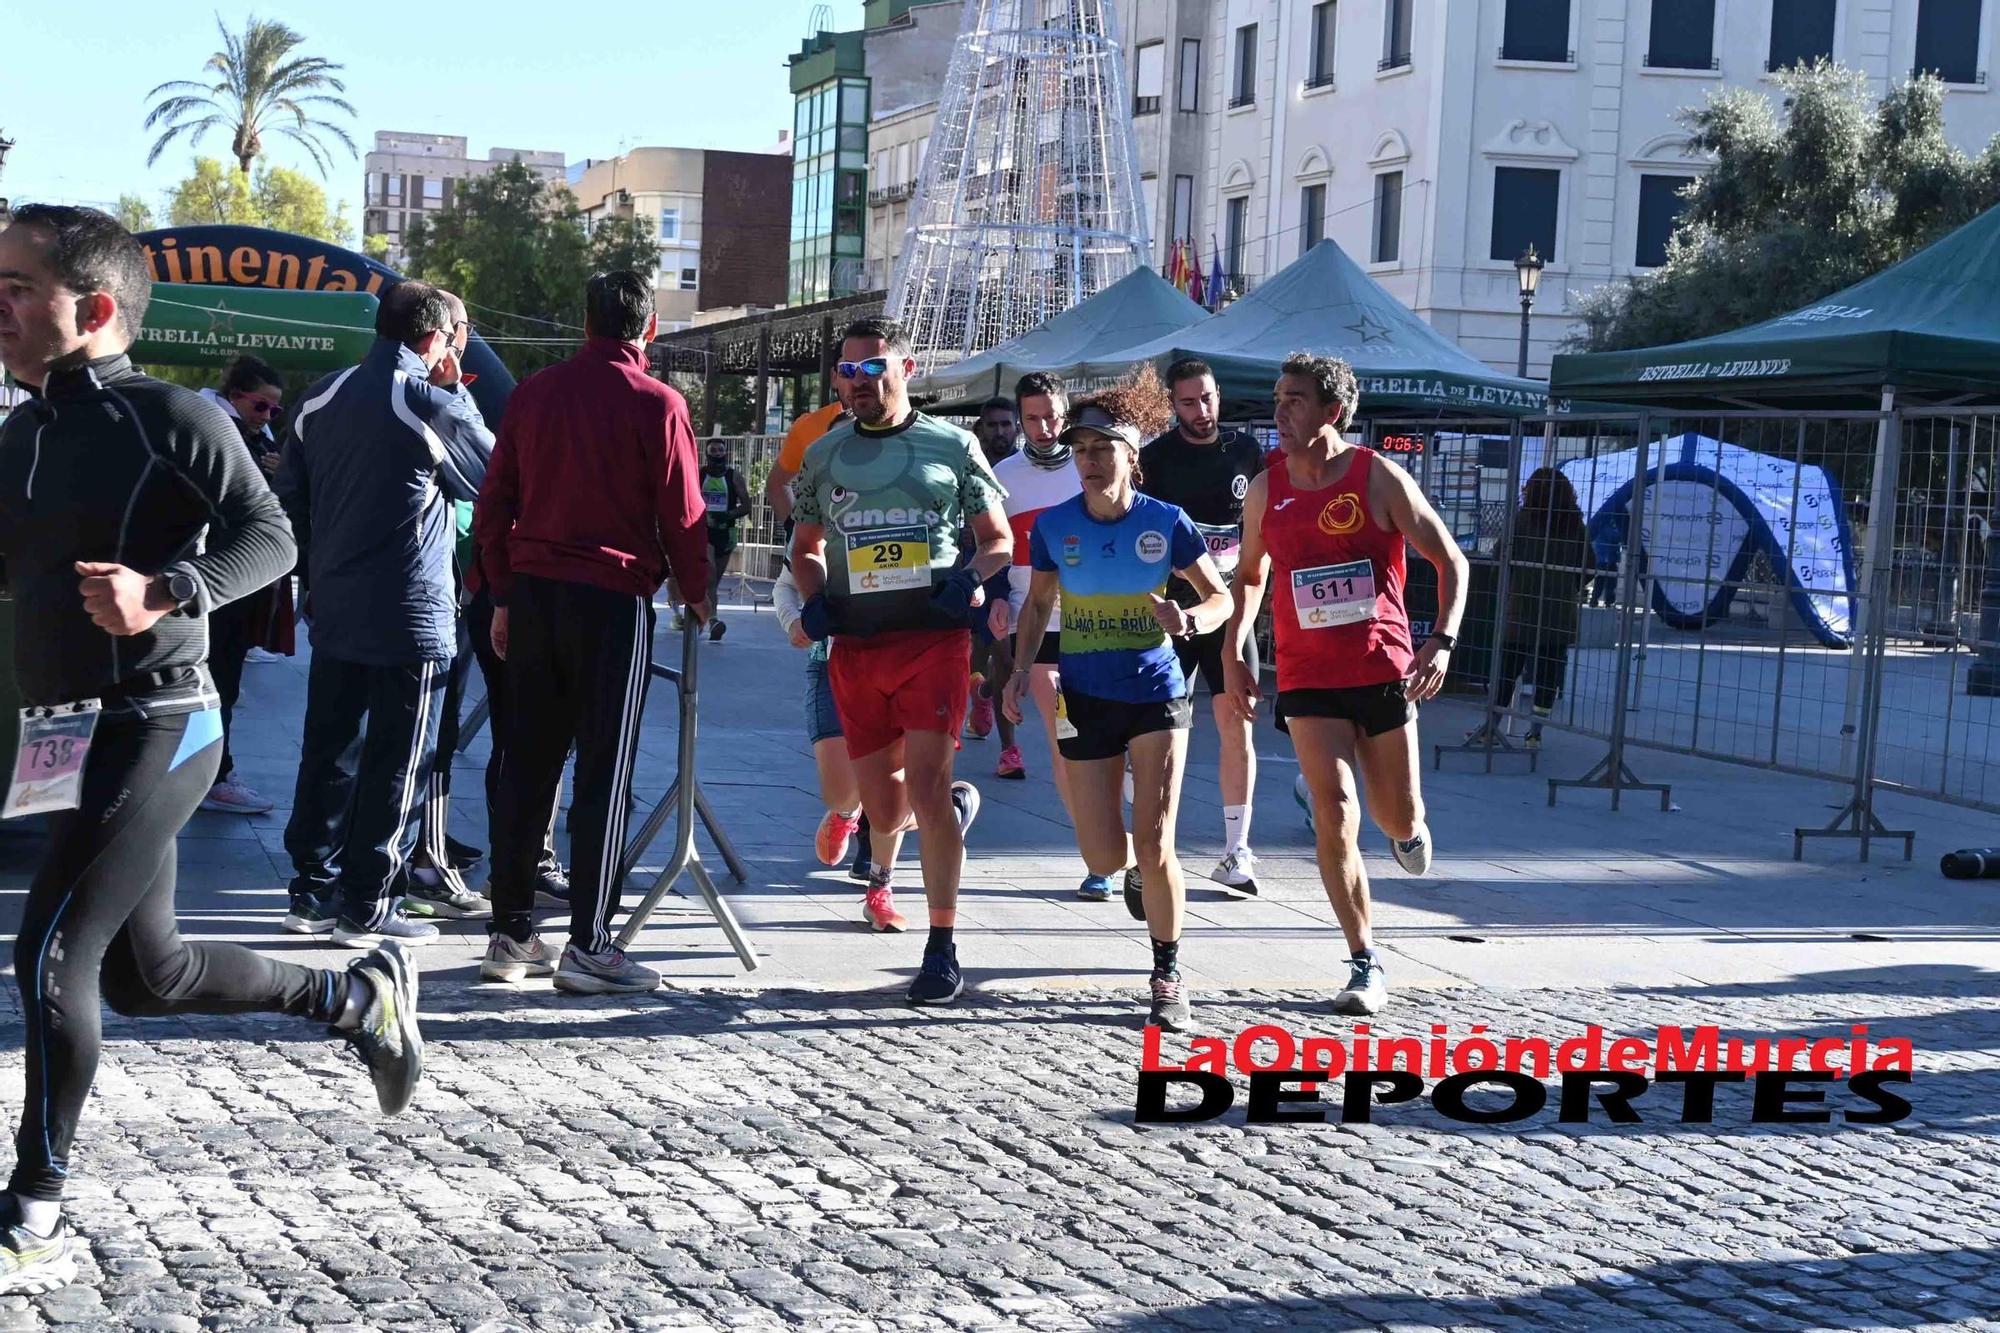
[908,266,1209,409]
[1550,202,2000,408]
[133,284,379,373]
[1067,239,1551,418]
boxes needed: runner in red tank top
[1222,354,1469,1017]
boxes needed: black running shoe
[1123,865,1145,921]
[710,618,727,642]
[339,942,423,1115]
[534,865,573,907]
[443,835,485,870]
[907,946,964,1005]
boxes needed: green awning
[1066,240,1552,418]
[1550,203,2000,407]
[134,284,378,372]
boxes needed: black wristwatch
[1429,631,1457,653]
[162,570,200,609]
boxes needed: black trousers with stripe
[283,650,447,926]
[489,574,653,952]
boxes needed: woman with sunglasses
[1002,368,1231,1033]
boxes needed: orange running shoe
[863,881,907,932]
[815,809,862,867]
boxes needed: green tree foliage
[162,157,351,243]
[115,194,157,232]
[144,15,355,176]
[1570,63,2000,353]
[404,160,663,379]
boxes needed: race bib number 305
[1194,522,1242,576]
[6,702,101,819]
[845,524,932,594]
[1291,560,1377,629]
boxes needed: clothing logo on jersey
[831,486,851,504]
[1273,498,1296,512]
[1317,494,1364,537]
[1134,530,1169,563]
[1063,534,1082,566]
[1231,474,1249,500]
[1101,539,1118,558]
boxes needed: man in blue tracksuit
[275,280,493,946]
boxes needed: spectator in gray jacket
[275,280,493,945]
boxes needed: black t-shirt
[1139,426,1264,604]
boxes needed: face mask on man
[704,453,728,473]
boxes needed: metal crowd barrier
[614,618,759,970]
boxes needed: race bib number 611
[1291,560,1377,629]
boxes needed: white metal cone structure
[887,0,1152,377]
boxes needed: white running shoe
[243,647,285,664]
[1391,826,1433,876]
[201,778,275,814]
[1333,954,1389,1016]
[1211,849,1259,896]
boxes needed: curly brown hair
[1075,362,1175,439]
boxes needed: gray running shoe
[404,882,492,920]
[1148,974,1192,1032]
[341,941,423,1115]
[554,945,661,995]
[332,908,441,949]
[480,933,558,982]
[0,1209,74,1296]
[1333,954,1388,1016]
[1391,826,1432,876]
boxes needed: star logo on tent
[1345,312,1393,346]
[206,304,238,334]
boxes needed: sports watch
[161,570,200,609]
[1429,631,1458,653]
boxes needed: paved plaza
[2,605,1998,1331]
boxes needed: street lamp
[1514,244,1544,379]
[0,131,13,220]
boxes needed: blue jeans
[805,648,842,745]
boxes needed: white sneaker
[1211,848,1259,896]
[1391,826,1433,877]
[480,933,558,982]
[554,945,661,995]
[243,647,285,664]
[201,778,275,814]
[1294,774,1314,833]
[1333,954,1389,1016]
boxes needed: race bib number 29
[845,525,932,594]
[1291,560,1377,629]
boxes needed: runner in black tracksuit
[0,206,419,1296]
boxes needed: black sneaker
[332,909,441,949]
[283,891,337,936]
[443,835,485,870]
[907,946,964,1005]
[1123,866,1145,921]
[709,618,727,642]
[534,865,573,907]
[338,942,423,1115]
[1148,974,1191,1032]
[403,881,493,920]
[848,848,874,882]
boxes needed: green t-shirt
[792,412,1006,636]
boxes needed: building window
[1915,0,1983,83]
[386,174,403,204]
[1135,41,1165,115]
[1503,0,1571,62]
[680,266,698,291]
[1636,173,1694,267]
[1373,171,1403,263]
[1171,174,1194,246]
[1299,184,1327,254]
[1308,3,1338,88]
[1224,195,1249,284]
[1141,175,1159,242]
[1646,0,1717,69]
[1491,166,1560,262]
[1232,24,1258,107]
[1178,38,1201,112]
[1381,0,1413,70]
[660,208,680,240]
[1767,0,1836,70]
[423,177,443,205]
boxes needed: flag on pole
[1168,238,1186,292]
[1187,243,1206,306]
[1207,237,1226,310]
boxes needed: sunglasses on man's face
[836,357,892,381]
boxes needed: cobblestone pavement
[2,975,1996,1332]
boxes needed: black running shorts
[1275,680,1415,738]
[1175,622,1257,696]
[1057,687,1193,762]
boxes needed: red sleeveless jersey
[1263,447,1414,691]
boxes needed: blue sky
[3,0,864,227]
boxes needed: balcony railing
[1643,52,1719,70]
[1500,45,1574,62]
[1303,70,1336,91]
[1227,91,1255,108]
[867,181,916,207]
[1133,95,1161,115]
[1378,51,1412,71]
[1910,65,1986,84]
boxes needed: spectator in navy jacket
[274,280,493,946]
[473,270,710,995]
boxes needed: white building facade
[362,132,565,267]
[1113,0,2000,376]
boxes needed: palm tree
[143,16,357,177]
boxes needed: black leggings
[10,707,341,1202]
[1494,638,1572,714]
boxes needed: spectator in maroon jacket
[472,270,712,995]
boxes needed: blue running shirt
[1028,493,1206,704]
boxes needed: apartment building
[1113,0,2000,375]
[361,131,565,266]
